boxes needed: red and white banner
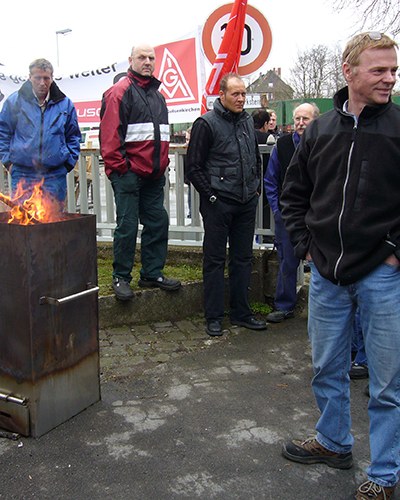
[0,36,204,125]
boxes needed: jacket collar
[334,86,392,120]
[19,80,66,104]
[128,68,161,91]
[213,97,247,122]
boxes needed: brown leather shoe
[355,480,395,499]
[282,437,353,469]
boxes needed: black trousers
[200,195,258,322]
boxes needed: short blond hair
[342,32,398,66]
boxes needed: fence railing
[0,145,274,247]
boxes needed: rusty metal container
[0,213,100,437]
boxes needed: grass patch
[251,301,273,315]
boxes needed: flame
[2,179,63,225]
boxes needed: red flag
[201,0,248,115]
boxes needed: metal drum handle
[39,285,99,306]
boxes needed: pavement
[0,312,389,500]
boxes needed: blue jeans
[11,164,68,202]
[308,261,400,487]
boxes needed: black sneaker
[266,310,294,323]
[282,437,353,469]
[205,320,223,337]
[349,362,369,379]
[112,278,134,301]
[231,316,267,330]
[138,275,181,291]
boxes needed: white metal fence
[0,145,274,247]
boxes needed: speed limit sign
[201,3,273,76]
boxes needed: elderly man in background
[264,103,319,323]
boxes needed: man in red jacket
[100,44,181,300]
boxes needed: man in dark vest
[264,103,319,323]
[186,73,267,336]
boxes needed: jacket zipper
[333,123,357,281]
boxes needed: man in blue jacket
[264,103,319,323]
[0,58,81,204]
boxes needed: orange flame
[2,179,63,225]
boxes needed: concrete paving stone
[125,344,153,356]
[156,330,190,342]
[184,328,211,340]
[131,334,160,344]
[109,334,138,346]
[175,319,203,332]
[100,345,131,357]
[129,324,155,335]
[182,339,223,351]
[106,325,135,336]
[152,321,175,331]
[151,353,171,363]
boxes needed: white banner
[0,35,205,126]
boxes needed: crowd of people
[0,31,399,500]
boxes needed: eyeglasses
[344,31,383,63]
[363,31,383,41]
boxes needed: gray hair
[293,102,320,120]
[29,58,54,76]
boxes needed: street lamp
[55,28,72,68]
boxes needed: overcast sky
[0,0,372,81]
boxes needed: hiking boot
[138,275,181,291]
[112,278,134,301]
[267,310,294,323]
[282,437,353,469]
[354,480,395,499]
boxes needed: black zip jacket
[280,86,400,285]
[186,98,261,204]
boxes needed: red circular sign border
[201,3,273,75]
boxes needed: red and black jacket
[99,69,169,178]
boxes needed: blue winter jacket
[0,80,81,172]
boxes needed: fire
[0,179,64,225]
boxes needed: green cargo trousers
[109,170,169,281]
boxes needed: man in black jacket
[280,33,400,499]
[186,73,267,336]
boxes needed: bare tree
[290,45,346,99]
[335,0,400,36]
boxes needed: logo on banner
[158,49,195,104]
[155,39,199,107]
